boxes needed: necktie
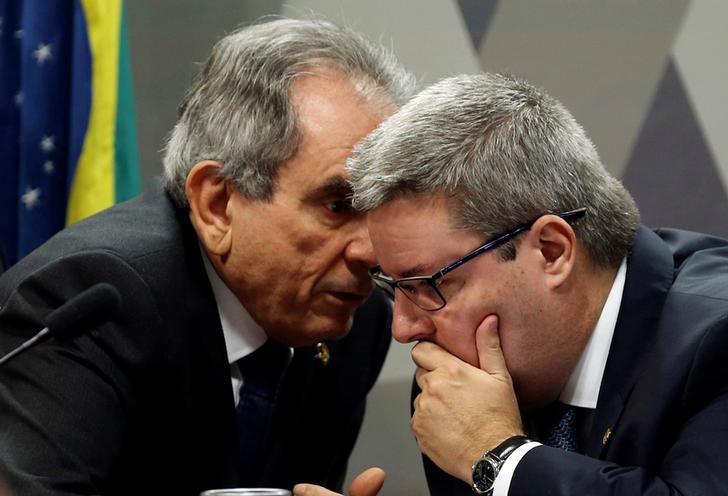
[543,402,579,452]
[235,339,291,485]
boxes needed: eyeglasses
[369,207,587,311]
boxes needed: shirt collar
[200,247,267,364]
[559,258,627,408]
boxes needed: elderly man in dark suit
[296,73,728,496]
[0,19,413,496]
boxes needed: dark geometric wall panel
[623,59,728,238]
[456,0,499,50]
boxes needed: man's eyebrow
[312,176,353,198]
[396,263,432,279]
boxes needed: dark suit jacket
[0,184,392,496]
[423,226,728,495]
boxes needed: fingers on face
[411,340,458,371]
[474,314,509,377]
[411,341,436,370]
[415,365,427,388]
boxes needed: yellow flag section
[67,0,140,224]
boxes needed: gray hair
[348,73,640,268]
[162,18,415,207]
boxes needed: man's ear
[185,161,234,257]
[524,215,577,289]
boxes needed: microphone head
[44,283,122,340]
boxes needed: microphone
[0,283,122,365]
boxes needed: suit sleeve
[0,251,164,496]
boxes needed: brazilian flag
[0,0,140,267]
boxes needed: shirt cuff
[493,441,541,496]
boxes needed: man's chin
[306,311,355,342]
[275,312,355,348]
[319,290,369,310]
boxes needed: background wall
[126,1,728,494]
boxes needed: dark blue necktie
[543,402,579,452]
[235,339,291,485]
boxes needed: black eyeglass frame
[369,207,587,311]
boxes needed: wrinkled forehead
[367,192,463,232]
[367,194,481,277]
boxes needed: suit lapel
[260,344,317,482]
[175,206,239,485]
[586,227,675,458]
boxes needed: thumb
[349,467,386,496]
[475,314,508,377]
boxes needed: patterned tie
[235,339,291,485]
[543,402,579,452]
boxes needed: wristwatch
[471,435,531,495]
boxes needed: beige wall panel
[674,0,728,193]
[282,0,482,86]
[479,0,688,177]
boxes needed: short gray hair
[162,18,415,207]
[348,73,640,268]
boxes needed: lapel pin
[314,342,330,366]
[602,427,613,446]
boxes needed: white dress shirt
[493,259,627,495]
[200,249,292,406]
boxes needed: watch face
[472,458,497,493]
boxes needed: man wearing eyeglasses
[294,73,728,496]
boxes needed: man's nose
[391,294,435,343]
[345,219,377,268]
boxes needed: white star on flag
[21,187,42,210]
[14,91,23,106]
[40,135,55,152]
[33,43,52,64]
[43,160,55,174]
[14,29,23,40]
